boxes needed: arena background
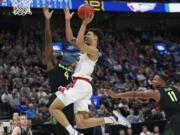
[0,0,180,135]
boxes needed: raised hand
[82,13,94,25]
[43,7,54,20]
[64,7,74,21]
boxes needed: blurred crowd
[0,22,180,134]
[0,28,50,125]
[112,0,180,3]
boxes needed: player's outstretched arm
[43,7,56,71]
[76,14,99,56]
[64,7,76,45]
[105,89,160,102]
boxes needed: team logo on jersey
[127,3,156,12]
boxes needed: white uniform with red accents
[73,53,96,80]
[56,53,98,113]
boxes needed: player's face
[85,31,97,45]
[13,113,19,121]
[152,75,163,88]
[20,116,28,126]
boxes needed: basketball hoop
[10,0,32,16]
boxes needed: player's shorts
[163,114,180,135]
[55,77,92,113]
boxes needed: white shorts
[55,79,92,113]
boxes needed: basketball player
[9,112,20,133]
[11,115,32,135]
[105,73,180,135]
[49,8,131,135]
[43,7,74,135]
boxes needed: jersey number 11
[168,91,178,102]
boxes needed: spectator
[0,58,5,74]
[38,104,50,123]
[127,109,137,123]
[10,112,20,126]
[1,89,12,114]
[140,126,151,135]
[20,82,31,98]
[97,104,108,116]
[37,87,48,105]
[136,110,145,123]
[26,103,37,120]
[9,112,20,133]
[152,126,161,135]
[29,87,38,103]
[10,89,20,111]
[150,109,163,121]
[11,115,32,135]
[16,96,29,114]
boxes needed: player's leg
[163,127,175,135]
[49,98,82,135]
[75,110,131,129]
[73,81,131,129]
[57,104,74,135]
[49,98,78,134]
[163,116,180,135]
[49,81,91,135]
[75,111,115,129]
[74,99,131,129]
[48,94,74,135]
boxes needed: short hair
[156,73,168,82]
[88,28,103,44]
[20,114,27,118]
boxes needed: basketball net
[10,0,32,16]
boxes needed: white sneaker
[112,110,131,128]
[69,132,84,135]
[107,116,118,124]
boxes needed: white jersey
[73,53,97,80]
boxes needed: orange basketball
[78,4,95,20]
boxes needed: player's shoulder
[162,85,176,90]
[87,45,99,51]
[90,46,100,54]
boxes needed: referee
[43,7,74,135]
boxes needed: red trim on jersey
[58,77,91,93]
[72,77,91,84]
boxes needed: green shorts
[163,115,180,135]
[163,128,175,135]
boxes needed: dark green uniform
[20,128,31,135]
[48,63,72,93]
[159,86,180,135]
[48,63,74,135]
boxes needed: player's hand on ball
[64,7,74,21]
[43,7,54,20]
[82,13,94,25]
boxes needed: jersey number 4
[168,91,178,102]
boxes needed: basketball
[78,4,95,20]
